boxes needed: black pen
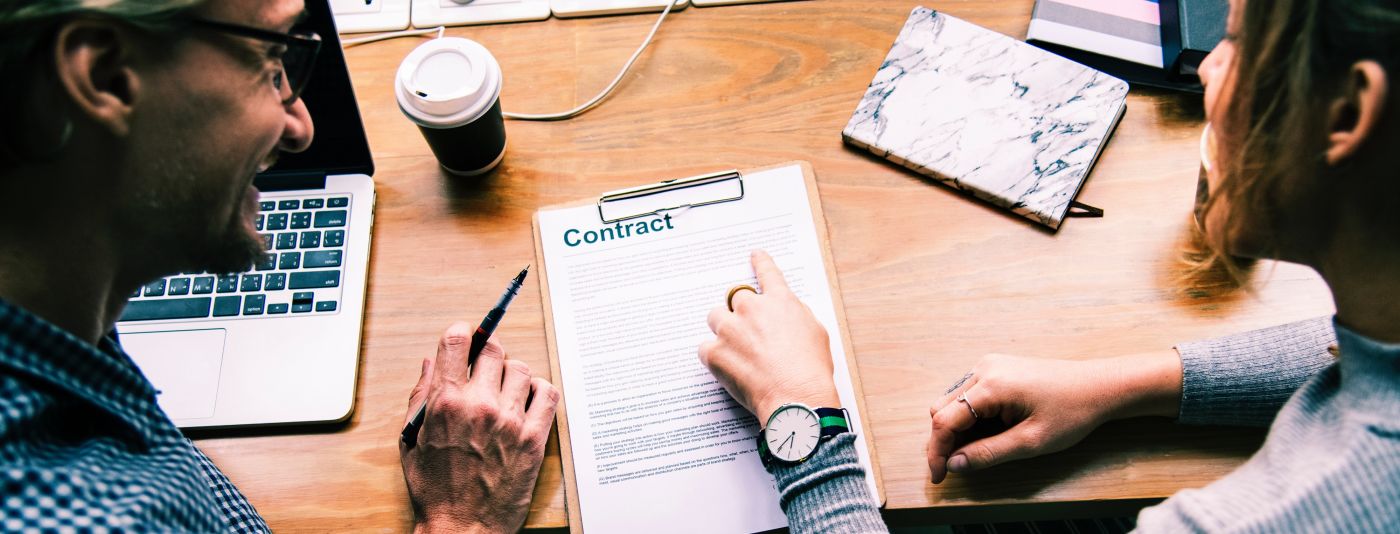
[401,265,530,448]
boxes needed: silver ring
[956,392,980,419]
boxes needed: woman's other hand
[928,351,1183,483]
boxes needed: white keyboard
[412,0,550,28]
[333,0,799,31]
[331,0,410,32]
[551,0,689,19]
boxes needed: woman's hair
[0,0,206,168]
[1192,0,1400,283]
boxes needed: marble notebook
[843,7,1129,229]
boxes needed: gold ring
[726,285,758,312]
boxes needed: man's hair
[0,0,206,169]
[1189,0,1400,283]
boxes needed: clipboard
[531,161,885,532]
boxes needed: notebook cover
[843,7,1129,229]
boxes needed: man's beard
[188,215,265,276]
[129,107,269,279]
[183,188,266,275]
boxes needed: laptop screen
[258,0,374,183]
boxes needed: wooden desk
[194,0,1335,530]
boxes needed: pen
[400,265,530,448]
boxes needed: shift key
[289,270,340,289]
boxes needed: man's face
[121,0,313,275]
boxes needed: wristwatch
[756,403,850,469]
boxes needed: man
[0,1,557,532]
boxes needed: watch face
[764,405,821,463]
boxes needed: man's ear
[51,19,144,138]
[1325,60,1389,166]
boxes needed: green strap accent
[819,415,848,429]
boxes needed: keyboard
[119,194,353,323]
[334,0,798,33]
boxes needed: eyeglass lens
[281,35,321,103]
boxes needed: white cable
[502,0,679,121]
[342,26,445,48]
[343,1,674,120]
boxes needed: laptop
[117,0,376,429]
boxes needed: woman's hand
[699,250,841,423]
[928,351,1182,483]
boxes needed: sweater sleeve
[770,433,887,533]
[1174,316,1337,427]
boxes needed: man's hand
[699,250,841,424]
[400,323,560,534]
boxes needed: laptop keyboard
[119,194,352,323]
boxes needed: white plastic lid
[395,37,502,129]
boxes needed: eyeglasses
[187,18,322,105]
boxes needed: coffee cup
[395,37,506,176]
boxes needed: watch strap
[816,407,849,439]
[757,431,774,469]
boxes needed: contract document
[533,162,882,533]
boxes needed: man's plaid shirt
[0,297,269,533]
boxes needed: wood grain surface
[192,1,1336,530]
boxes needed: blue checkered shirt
[0,297,269,533]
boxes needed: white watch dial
[765,405,821,462]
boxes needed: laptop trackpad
[122,329,227,420]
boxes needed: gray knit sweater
[774,317,1400,532]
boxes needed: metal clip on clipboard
[596,169,745,224]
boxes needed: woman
[699,0,1400,531]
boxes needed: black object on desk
[1160,0,1228,79]
[400,265,529,448]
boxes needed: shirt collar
[0,297,164,446]
[1333,318,1400,404]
